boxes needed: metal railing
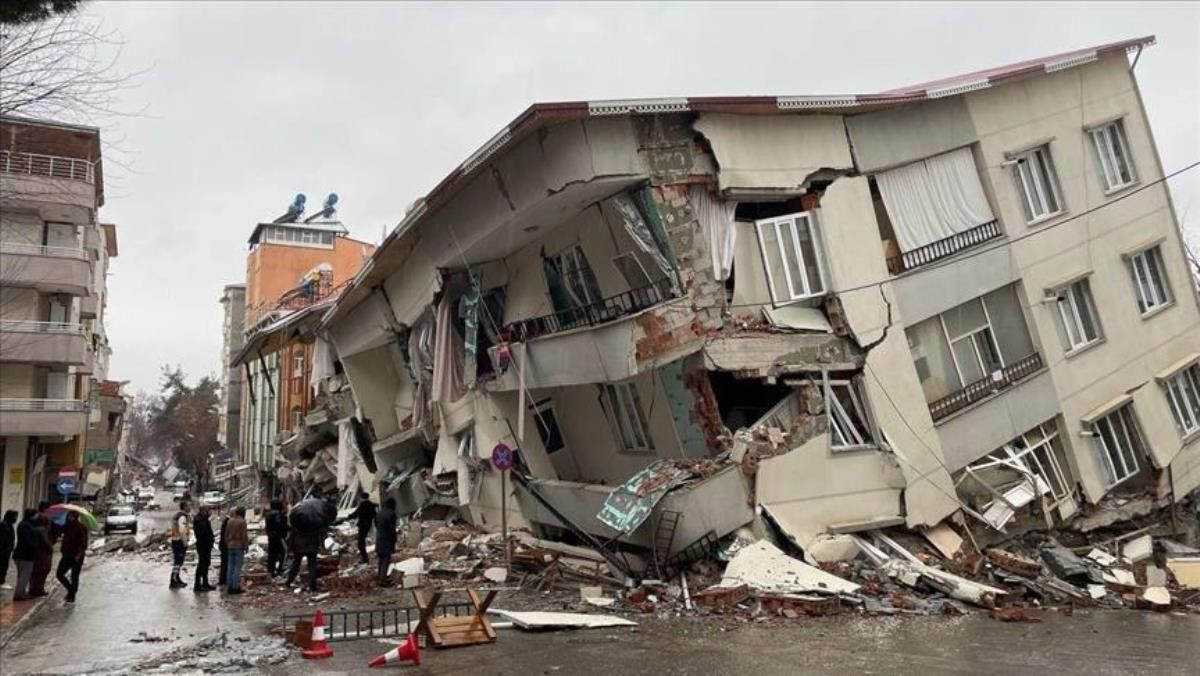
[0,150,95,183]
[504,276,676,342]
[0,398,89,412]
[0,320,88,335]
[928,352,1044,422]
[281,602,476,644]
[886,220,1002,275]
[0,241,89,260]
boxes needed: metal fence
[1,150,95,183]
[504,276,675,342]
[886,220,1002,275]
[281,601,476,644]
[928,352,1044,422]
[0,320,88,335]
[0,398,89,412]
[0,241,89,260]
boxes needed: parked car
[145,499,162,511]
[172,488,185,502]
[104,505,138,535]
[200,490,225,508]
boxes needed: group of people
[167,500,250,593]
[0,503,89,603]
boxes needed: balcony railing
[0,241,89,260]
[0,398,89,412]
[0,150,94,183]
[886,220,1002,275]
[928,352,1044,422]
[0,320,88,335]
[504,276,676,342]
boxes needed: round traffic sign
[57,478,77,495]
[490,443,514,471]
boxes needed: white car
[104,505,138,534]
[200,490,225,507]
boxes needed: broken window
[1053,278,1103,352]
[612,252,652,290]
[754,210,826,305]
[1127,245,1171,315]
[709,371,793,431]
[1163,364,1200,438]
[1092,404,1144,489]
[826,377,878,451]
[551,244,603,310]
[530,398,565,454]
[960,420,1075,529]
[1088,119,1136,192]
[1010,144,1064,224]
[601,382,653,453]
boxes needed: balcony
[0,398,90,437]
[503,276,675,342]
[1,151,95,183]
[0,321,91,367]
[886,220,1002,275]
[0,242,92,295]
[928,352,1045,423]
[79,292,99,318]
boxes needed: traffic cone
[368,633,420,668]
[301,609,334,660]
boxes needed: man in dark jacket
[217,512,230,587]
[0,509,16,589]
[56,511,88,602]
[344,492,376,564]
[11,509,37,600]
[192,505,215,593]
[285,526,321,592]
[264,500,288,577]
[374,498,398,587]
[29,504,53,597]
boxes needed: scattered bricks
[989,607,1042,623]
[987,549,1043,577]
[889,592,919,611]
[627,586,648,604]
[757,593,842,617]
[692,584,750,611]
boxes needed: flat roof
[248,219,350,246]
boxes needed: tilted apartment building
[1,116,120,513]
[320,36,1199,559]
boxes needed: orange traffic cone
[368,633,420,668]
[301,609,334,660]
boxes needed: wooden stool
[412,587,497,649]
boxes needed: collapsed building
[317,36,1199,575]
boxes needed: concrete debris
[1121,534,1153,564]
[484,567,509,583]
[923,524,964,560]
[1085,548,1117,567]
[1139,586,1171,609]
[1166,557,1200,589]
[715,540,859,595]
[489,609,638,630]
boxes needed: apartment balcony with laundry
[870,146,1004,276]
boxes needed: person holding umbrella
[56,511,88,603]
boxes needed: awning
[1156,352,1199,381]
[1081,392,1133,425]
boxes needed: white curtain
[876,147,994,253]
[688,186,738,281]
[310,336,335,395]
[336,419,352,488]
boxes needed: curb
[0,585,61,649]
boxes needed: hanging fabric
[309,336,335,396]
[687,186,738,281]
[459,268,481,387]
[875,147,995,253]
[407,314,434,429]
[430,294,466,405]
[335,419,352,488]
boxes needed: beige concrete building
[218,283,246,457]
[1,116,118,513]
[321,36,1199,566]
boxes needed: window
[968,421,1072,502]
[755,211,826,304]
[1053,279,1102,352]
[293,351,305,379]
[1011,145,1064,224]
[291,408,303,429]
[941,298,1005,386]
[530,398,566,454]
[612,253,651,290]
[826,378,877,450]
[600,382,653,453]
[1128,246,1172,315]
[1092,405,1144,488]
[1163,364,1200,438]
[1089,120,1136,192]
[555,245,603,309]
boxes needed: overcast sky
[83,1,1199,395]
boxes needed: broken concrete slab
[1140,586,1171,609]
[488,610,637,630]
[806,534,861,563]
[483,567,508,583]
[1085,548,1117,567]
[1166,557,1200,589]
[1041,546,1090,583]
[1144,565,1167,587]
[857,534,1005,608]
[1102,568,1137,587]
[922,524,963,560]
[986,548,1042,577]
[1121,534,1152,564]
[1159,540,1200,557]
[715,540,859,595]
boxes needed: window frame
[939,298,1005,388]
[611,252,652,291]
[968,421,1072,503]
[600,382,654,454]
[1163,364,1200,439]
[1089,120,1137,193]
[1127,245,1172,316]
[1011,145,1065,225]
[824,375,880,452]
[530,398,567,454]
[1091,405,1144,489]
[556,244,602,309]
[1053,278,1103,353]
[754,210,827,306]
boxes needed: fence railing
[281,602,476,644]
[504,276,676,342]
[0,150,95,183]
[0,320,88,335]
[0,398,89,412]
[0,241,89,260]
[928,352,1044,422]
[886,220,1002,275]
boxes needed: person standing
[11,509,38,601]
[217,511,230,587]
[265,499,288,577]
[168,501,191,589]
[0,510,16,590]
[374,498,398,587]
[192,505,215,593]
[224,507,248,594]
[344,492,376,564]
[28,505,52,597]
[56,511,88,602]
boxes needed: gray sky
[85,1,1199,395]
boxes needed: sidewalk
[0,585,61,648]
